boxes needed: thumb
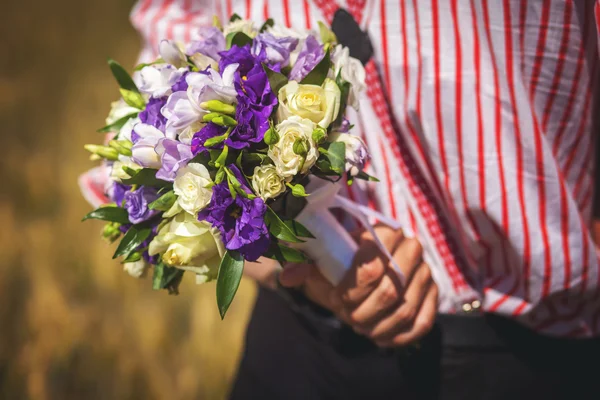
[278,263,313,288]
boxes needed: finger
[375,284,438,348]
[278,263,313,288]
[337,228,404,305]
[393,237,423,282]
[362,264,433,340]
[341,269,403,327]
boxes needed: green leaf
[229,13,242,22]
[216,250,244,319]
[121,168,170,188]
[300,50,331,86]
[260,18,274,32]
[82,206,130,224]
[283,220,315,238]
[265,207,304,243]
[355,171,380,182]
[108,58,139,93]
[333,80,351,127]
[320,142,346,174]
[113,226,152,259]
[148,190,177,211]
[226,32,253,49]
[263,243,309,264]
[134,58,165,71]
[263,64,288,95]
[119,88,146,109]
[97,112,139,133]
[152,263,185,294]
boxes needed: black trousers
[229,288,600,400]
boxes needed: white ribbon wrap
[294,178,405,286]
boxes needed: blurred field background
[0,1,256,399]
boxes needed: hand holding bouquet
[80,15,389,317]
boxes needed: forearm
[244,257,281,290]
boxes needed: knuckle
[404,238,423,257]
[415,317,435,334]
[378,278,399,306]
[358,261,383,285]
[347,310,364,326]
[396,303,417,324]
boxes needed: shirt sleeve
[130,0,215,64]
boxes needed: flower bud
[200,100,236,116]
[202,112,237,127]
[293,138,308,157]
[312,127,327,145]
[84,144,119,161]
[123,258,147,278]
[264,127,279,146]
[102,222,121,243]
[108,140,133,156]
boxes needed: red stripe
[283,0,291,27]
[134,0,153,25]
[379,0,391,97]
[431,0,450,193]
[303,0,312,29]
[226,0,233,18]
[518,0,527,72]
[149,0,174,52]
[528,0,553,300]
[503,0,531,302]
[579,184,593,212]
[551,14,589,157]
[541,1,573,132]
[376,135,398,219]
[246,0,252,19]
[263,0,269,20]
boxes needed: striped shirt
[130,0,600,337]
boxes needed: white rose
[139,65,186,98]
[176,121,205,145]
[332,132,371,176]
[268,116,319,178]
[106,99,139,126]
[276,79,341,129]
[223,19,257,38]
[252,165,286,200]
[148,212,225,283]
[331,45,366,110]
[123,259,147,278]
[173,163,213,216]
[159,40,187,68]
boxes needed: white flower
[161,64,238,137]
[110,159,141,182]
[177,121,205,145]
[332,132,371,176]
[106,99,139,126]
[268,116,319,178]
[223,19,257,37]
[117,116,140,142]
[139,65,186,98]
[159,40,187,68]
[331,45,366,109]
[252,165,287,200]
[148,212,225,283]
[130,123,165,169]
[276,79,341,129]
[173,163,213,216]
[123,259,147,278]
[189,52,218,71]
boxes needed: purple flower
[219,45,258,77]
[289,35,325,82]
[235,63,277,115]
[186,27,226,61]
[124,186,160,224]
[191,123,227,154]
[139,97,168,133]
[251,33,299,69]
[170,71,190,92]
[226,100,269,149]
[111,182,130,206]
[155,138,193,181]
[198,165,270,261]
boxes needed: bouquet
[79,15,395,317]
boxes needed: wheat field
[0,1,256,399]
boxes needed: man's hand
[279,226,438,347]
